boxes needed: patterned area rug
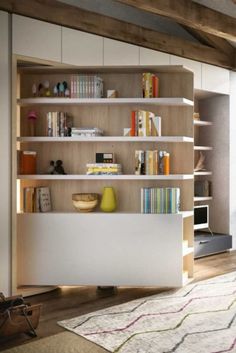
[58,272,236,353]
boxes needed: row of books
[130,110,161,136]
[142,73,159,98]
[141,187,180,214]
[86,163,122,175]
[23,186,51,213]
[135,150,170,175]
[71,127,103,137]
[47,112,71,137]
[70,75,103,98]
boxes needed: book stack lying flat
[70,75,103,98]
[71,127,103,137]
[47,112,70,137]
[86,163,122,175]
[141,187,180,214]
[130,110,161,136]
[23,186,51,213]
[142,73,159,98]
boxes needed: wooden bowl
[72,193,99,212]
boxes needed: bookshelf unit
[12,61,194,292]
[193,93,231,257]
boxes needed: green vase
[100,187,116,212]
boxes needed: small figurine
[32,83,37,97]
[59,82,65,97]
[54,160,66,174]
[53,85,58,96]
[65,88,70,97]
[44,80,51,97]
[48,160,55,174]
[27,110,37,136]
[38,83,44,97]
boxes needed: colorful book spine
[141,187,180,214]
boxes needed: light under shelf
[17,174,194,180]
[17,136,194,143]
[194,146,213,151]
[194,196,212,202]
[194,120,212,126]
[17,97,194,106]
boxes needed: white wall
[0,11,11,295]
[230,72,236,249]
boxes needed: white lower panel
[17,213,183,287]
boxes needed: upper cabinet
[12,15,61,63]
[170,55,201,90]
[104,38,139,66]
[202,64,230,94]
[62,28,103,66]
[140,48,170,66]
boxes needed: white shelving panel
[17,213,192,287]
[194,171,212,176]
[194,146,213,151]
[194,120,212,126]
[17,174,194,180]
[17,136,194,143]
[194,196,213,202]
[17,97,194,106]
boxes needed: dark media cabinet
[194,232,232,258]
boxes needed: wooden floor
[1,250,236,351]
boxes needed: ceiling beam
[117,0,236,42]
[0,0,234,69]
[182,26,235,58]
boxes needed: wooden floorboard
[1,250,236,351]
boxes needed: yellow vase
[100,187,116,212]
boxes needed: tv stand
[194,231,232,258]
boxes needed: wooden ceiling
[0,0,235,69]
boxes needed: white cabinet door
[62,28,103,66]
[12,15,61,62]
[140,48,170,66]
[104,38,139,66]
[202,63,230,94]
[170,55,201,89]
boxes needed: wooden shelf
[194,120,212,126]
[17,97,194,106]
[194,196,212,202]
[194,171,212,176]
[17,174,194,180]
[194,146,213,151]
[17,136,194,143]
[17,211,194,217]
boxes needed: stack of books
[70,75,103,98]
[47,112,70,137]
[71,127,103,137]
[23,186,51,213]
[141,187,180,214]
[86,163,122,175]
[142,73,159,98]
[130,110,161,136]
[135,150,158,175]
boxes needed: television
[194,205,209,230]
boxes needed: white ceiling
[193,0,236,18]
